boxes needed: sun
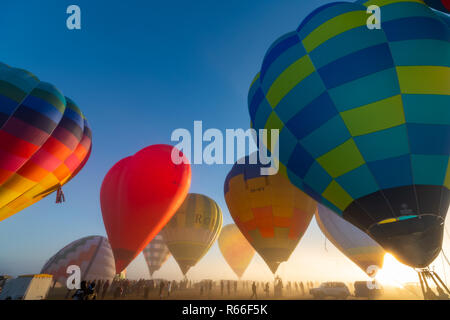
[375,253,419,287]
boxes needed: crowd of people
[60,277,324,300]
[64,278,191,300]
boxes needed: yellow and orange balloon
[218,224,255,279]
[224,154,316,274]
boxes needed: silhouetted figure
[113,285,122,299]
[167,281,172,297]
[96,280,103,296]
[221,280,224,296]
[159,281,165,299]
[234,281,237,295]
[102,280,110,299]
[250,282,257,299]
[300,282,305,296]
[227,281,231,295]
[265,282,270,297]
[85,281,97,300]
[72,281,88,300]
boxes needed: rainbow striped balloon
[0,62,92,221]
[248,0,449,268]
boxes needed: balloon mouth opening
[368,214,444,268]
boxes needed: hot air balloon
[41,236,115,285]
[218,224,255,279]
[248,0,450,268]
[143,232,171,277]
[316,204,385,277]
[162,193,223,276]
[0,63,92,221]
[100,144,191,273]
[224,154,316,274]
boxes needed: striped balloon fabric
[248,0,449,267]
[0,62,92,222]
[41,236,116,285]
[316,204,385,277]
[142,232,171,277]
[162,193,223,275]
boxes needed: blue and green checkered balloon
[248,0,449,268]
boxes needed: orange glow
[376,253,418,287]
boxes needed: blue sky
[0,0,448,283]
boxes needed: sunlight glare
[376,253,419,287]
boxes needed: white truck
[0,274,53,300]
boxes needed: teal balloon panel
[248,0,450,267]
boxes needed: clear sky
[0,0,449,285]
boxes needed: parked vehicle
[354,281,384,299]
[310,282,350,299]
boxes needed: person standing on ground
[85,281,97,300]
[144,283,150,299]
[72,281,88,300]
[250,282,257,299]
[159,281,165,300]
[167,281,172,298]
[102,280,110,299]
[96,280,102,297]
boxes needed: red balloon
[100,144,191,273]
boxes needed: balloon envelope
[248,0,450,268]
[218,224,255,279]
[162,193,223,276]
[224,154,316,274]
[0,63,92,221]
[143,232,170,277]
[41,236,115,285]
[100,144,191,273]
[316,204,385,277]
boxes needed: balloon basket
[417,268,450,300]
